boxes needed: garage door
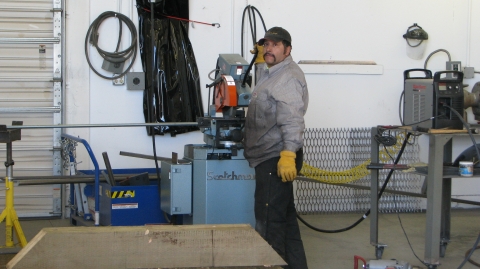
[0,0,64,217]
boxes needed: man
[244,27,309,269]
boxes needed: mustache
[263,52,275,60]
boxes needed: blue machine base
[99,182,168,226]
[79,168,168,226]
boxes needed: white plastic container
[459,161,474,177]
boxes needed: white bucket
[459,161,474,177]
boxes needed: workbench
[369,126,477,269]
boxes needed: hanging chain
[61,137,78,173]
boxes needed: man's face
[262,40,291,68]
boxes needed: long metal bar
[370,127,381,258]
[13,174,158,185]
[0,56,54,60]
[298,177,480,207]
[0,77,54,82]
[0,107,60,113]
[118,151,197,164]
[424,134,452,267]
[0,8,53,12]
[0,38,60,44]
[7,122,198,129]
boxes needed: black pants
[254,149,308,269]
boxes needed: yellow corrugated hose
[300,133,409,184]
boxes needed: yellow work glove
[249,43,265,64]
[277,150,297,182]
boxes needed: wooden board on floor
[7,224,285,269]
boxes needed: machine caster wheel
[440,243,447,257]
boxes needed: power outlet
[126,72,145,90]
[112,75,125,86]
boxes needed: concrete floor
[0,210,479,269]
[300,209,480,269]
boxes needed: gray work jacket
[243,55,309,168]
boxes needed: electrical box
[126,72,145,90]
[160,160,192,215]
[446,61,461,79]
[464,67,474,79]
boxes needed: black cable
[399,90,405,125]
[84,11,137,80]
[464,245,480,267]
[242,52,257,88]
[390,165,429,267]
[146,0,169,224]
[297,132,412,233]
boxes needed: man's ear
[285,45,292,56]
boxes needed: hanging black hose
[84,11,137,80]
[240,5,267,58]
[146,0,168,224]
[242,52,257,88]
[297,132,412,233]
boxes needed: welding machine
[403,69,464,130]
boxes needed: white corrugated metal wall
[0,0,64,217]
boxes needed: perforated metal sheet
[296,127,422,214]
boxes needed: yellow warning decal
[105,190,135,198]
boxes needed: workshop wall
[67,0,480,205]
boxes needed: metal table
[370,126,473,269]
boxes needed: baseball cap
[258,27,292,45]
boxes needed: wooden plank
[427,128,468,134]
[395,125,469,134]
[7,224,286,269]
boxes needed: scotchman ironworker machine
[161,54,256,227]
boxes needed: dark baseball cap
[258,27,292,45]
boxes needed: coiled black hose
[84,11,137,80]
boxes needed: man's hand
[250,43,265,64]
[277,150,297,182]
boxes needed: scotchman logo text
[207,171,255,180]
